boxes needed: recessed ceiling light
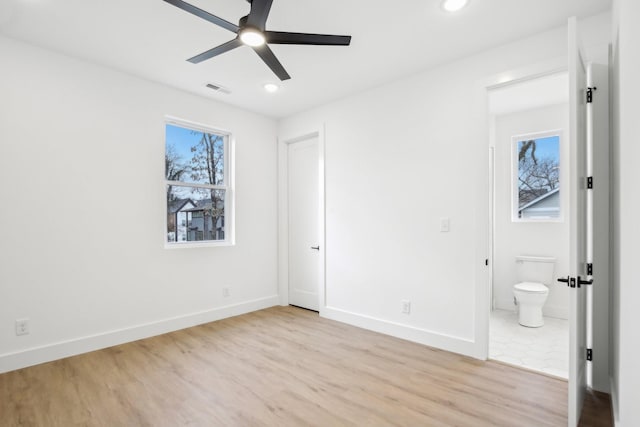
[239,28,266,47]
[264,83,279,93]
[441,0,469,12]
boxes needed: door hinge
[587,176,593,189]
[586,348,593,361]
[587,263,593,276]
[586,87,597,103]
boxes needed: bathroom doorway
[487,72,571,378]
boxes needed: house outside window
[165,118,233,246]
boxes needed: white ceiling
[0,0,611,118]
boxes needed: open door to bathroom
[564,16,592,427]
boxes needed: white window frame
[511,129,563,223]
[164,116,234,248]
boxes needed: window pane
[166,185,226,242]
[516,135,560,219]
[165,124,225,185]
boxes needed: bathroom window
[512,131,561,221]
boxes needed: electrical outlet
[15,318,29,336]
[222,287,230,298]
[440,217,450,232]
[401,300,411,314]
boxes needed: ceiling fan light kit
[164,0,352,81]
[239,28,266,47]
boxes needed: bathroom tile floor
[489,309,569,379]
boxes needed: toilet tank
[515,256,556,285]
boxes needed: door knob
[311,246,320,250]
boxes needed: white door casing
[480,55,568,361]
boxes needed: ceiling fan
[164,0,352,81]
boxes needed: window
[512,131,561,221]
[165,118,232,246]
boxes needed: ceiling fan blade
[252,45,291,81]
[163,0,239,33]
[245,0,273,30]
[265,31,351,46]
[187,38,243,63]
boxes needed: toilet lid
[514,282,549,293]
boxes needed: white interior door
[567,16,591,427]
[288,136,320,311]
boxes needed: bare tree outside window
[166,144,188,203]
[514,134,560,220]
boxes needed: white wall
[0,36,279,373]
[492,104,570,319]
[610,0,640,424]
[279,13,611,358]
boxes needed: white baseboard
[495,298,568,320]
[321,306,478,358]
[0,295,279,374]
[543,304,569,320]
[495,299,517,313]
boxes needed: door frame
[476,56,568,359]
[277,125,326,314]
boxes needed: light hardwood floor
[1,306,571,426]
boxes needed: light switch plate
[440,217,450,232]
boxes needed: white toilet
[513,256,555,327]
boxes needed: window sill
[511,218,564,223]
[164,240,234,249]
